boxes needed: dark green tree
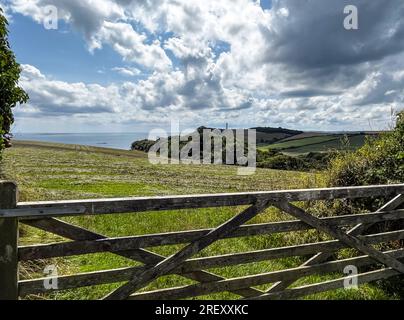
[0,8,28,151]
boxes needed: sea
[12,132,149,150]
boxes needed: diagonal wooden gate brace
[103,199,272,300]
[25,218,263,298]
[264,194,404,294]
[271,201,404,274]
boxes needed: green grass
[1,141,394,300]
[258,134,369,156]
[261,135,341,151]
[282,135,368,155]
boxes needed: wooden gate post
[0,181,18,300]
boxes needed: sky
[1,0,403,133]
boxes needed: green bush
[131,139,156,152]
[258,154,308,171]
[326,111,404,297]
[326,111,403,215]
[328,111,403,187]
[298,152,333,170]
[257,150,331,171]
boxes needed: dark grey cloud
[262,0,404,69]
[256,0,404,109]
[281,89,341,98]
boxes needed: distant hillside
[252,127,303,135]
[131,126,379,155]
[131,126,304,152]
[279,131,380,143]
[253,127,303,145]
[130,126,382,171]
[279,132,334,142]
[258,132,381,156]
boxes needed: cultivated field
[259,133,371,155]
[1,141,396,300]
[282,135,368,155]
[263,135,342,150]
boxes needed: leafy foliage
[131,139,156,152]
[326,111,404,297]
[0,8,28,151]
[257,153,307,170]
[327,111,404,187]
[257,150,332,171]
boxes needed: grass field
[261,135,341,150]
[259,134,370,156]
[282,135,368,155]
[255,131,295,146]
[1,141,396,300]
[279,132,332,142]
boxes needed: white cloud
[95,21,172,70]
[111,67,141,77]
[19,64,123,115]
[6,0,404,131]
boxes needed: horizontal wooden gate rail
[0,181,403,300]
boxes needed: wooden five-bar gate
[0,181,404,300]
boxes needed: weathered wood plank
[177,229,404,272]
[266,194,404,293]
[18,210,404,260]
[18,233,404,296]
[3,184,404,219]
[127,250,404,300]
[103,200,272,300]
[1,206,86,219]
[343,194,404,238]
[19,265,141,296]
[13,185,404,300]
[23,218,262,298]
[0,181,19,300]
[273,202,404,273]
[248,267,400,300]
